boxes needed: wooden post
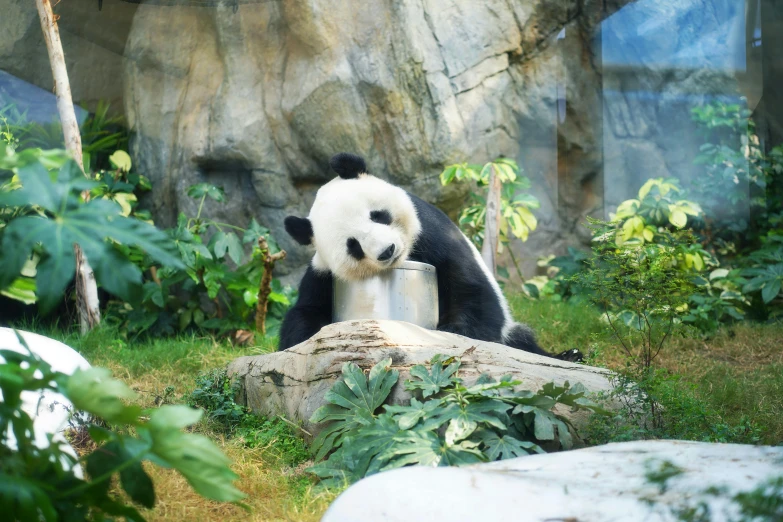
[35,0,101,333]
[255,237,287,334]
[481,166,502,275]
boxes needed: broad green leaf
[475,429,543,460]
[439,166,457,186]
[516,206,537,232]
[109,150,132,172]
[379,430,483,469]
[384,398,442,430]
[242,218,270,245]
[0,163,183,310]
[405,357,460,397]
[0,277,36,304]
[0,474,58,522]
[614,199,640,219]
[187,183,225,202]
[213,231,244,265]
[148,405,203,431]
[761,278,781,303]
[710,268,729,280]
[65,367,142,425]
[144,423,245,502]
[440,401,510,443]
[668,207,687,228]
[310,359,398,458]
[532,409,555,440]
[638,179,657,200]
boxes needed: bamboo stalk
[35,0,101,334]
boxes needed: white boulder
[0,328,91,476]
[323,440,783,522]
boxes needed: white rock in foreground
[0,328,91,476]
[323,440,783,522]
[228,320,615,439]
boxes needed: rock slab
[322,440,783,522]
[227,319,614,439]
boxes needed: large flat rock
[322,440,783,522]
[227,320,614,439]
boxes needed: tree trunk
[480,168,502,275]
[34,0,101,334]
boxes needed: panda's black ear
[284,216,313,246]
[330,152,367,179]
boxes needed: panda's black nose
[378,244,396,261]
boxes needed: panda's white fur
[309,174,422,281]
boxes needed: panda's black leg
[504,324,584,362]
[278,266,333,350]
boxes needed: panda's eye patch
[346,237,365,260]
[370,210,392,225]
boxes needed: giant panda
[279,152,580,361]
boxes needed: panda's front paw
[554,348,583,363]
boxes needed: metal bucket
[332,261,439,329]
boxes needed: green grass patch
[509,296,783,445]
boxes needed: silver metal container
[333,261,439,329]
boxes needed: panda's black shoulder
[404,191,472,263]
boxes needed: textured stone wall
[0,0,764,283]
[121,0,624,281]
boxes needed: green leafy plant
[613,178,703,250]
[584,368,762,446]
[109,182,294,337]
[572,219,696,369]
[683,268,749,333]
[5,100,128,174]
[0,141,183,313]
[307,356,608,488]
[440,158,540,279]
[0,334,245,521]
[188,368,309,466]
[690,100,783,243]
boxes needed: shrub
[584,368,762,446]
[572,219,696,368]
[108,181,295,337]
[0,334,244,521]
[307,356,608,488]
[439,158,540,280]
[0,141,183,313]
[188,368,309,467]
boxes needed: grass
[8,295,783,520]
[22,323,336,522]
[509,295,783,445]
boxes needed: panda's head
[284,153,422,281]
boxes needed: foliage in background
[0,141,183,313]
[572,218,695,369]
[307,356,608,488]
[0,335,244,522]
[533,175,753,335]
[584,368,762,446]
[2,101,127,174]
[690,100,783,318]
[188,368,309,467]
[440,158,540,280]
[109,182,295,337]
[690,100,783,245]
